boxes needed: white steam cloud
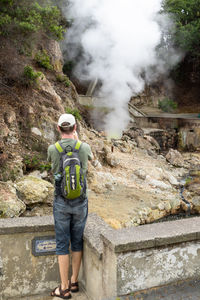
[62,0,182,137]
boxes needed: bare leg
[53,254,70,297]
[59,254,70,288]
[71,251,82,283]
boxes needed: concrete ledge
[101,217,200,253]
[83,213,112,259]
[1,213,200,299]
[1,214,200,255]
[0,216,54,234]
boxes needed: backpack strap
[55,141,64,153]
[73,140,82,152]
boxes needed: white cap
[58,114,76,127]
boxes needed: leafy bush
[23,154,51,172]
[56,74,71,87]
[23,154,40,171]
[35,50,53,70]
[158,98,178,113]
[23,65,43,85]
[162,0,200,57]
[65,107,82,121]
[0,1,65,40]
[39,162,51,172]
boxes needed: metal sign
[32,236,56,256]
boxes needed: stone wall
[1,214,200,299]
[0,216,58,299]
[82,214,200,299]
[143,128,178,151]
[136,116,200,151]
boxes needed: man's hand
[73,131,79,140]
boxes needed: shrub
[39,162,51,172]
[35,50,53,70]
[56,74,70,87]
[23,154,51,172]
[23,154,40,171]
[23,65,43,85]
[0,1,65,40]
[162,0,200,57]
[65,107,82,121]
[158,98,178,113]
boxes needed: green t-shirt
[47,138,92,176]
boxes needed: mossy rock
[0,181,26,218]
[16,176,54,205]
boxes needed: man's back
[48,138,92,175]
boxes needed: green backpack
[55,140,85,200]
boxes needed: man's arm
[47,145,60,174]
[47,146,52,162]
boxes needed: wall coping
[101,216,200,253]
[83,213,112,259]
[0,216,54,234]
[1,214,200,254]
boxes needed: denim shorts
[53,195,88,255]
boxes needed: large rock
[146,176,172,190]
[166,149,184,167]
[0,181,26,218]
[191,196,200,213]
[169,197,181,214]
[0,156,23,182]
[144,135,160,151]
[187,182,200,195]
[38,75,64,112]
[16,176,54,205]
[46,40,64,72]
[163,171,179,186]
[106,153,120,167]
[136,136,153,150]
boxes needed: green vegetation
[162,0,200,57]
[65,107,82,121]
[185,177,192,186]
[35,50,53,70]
[158,97,178,112]
[56,74,71,87]
[39,162,51,172]
[0,0,65,40]
[23,154,51,172]
[23,65,43,85]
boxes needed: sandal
[70,281,79,293]
[51,285,72,299]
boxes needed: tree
[162,0,200,57]
[0,0,65,40]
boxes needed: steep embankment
[0,37,79,181]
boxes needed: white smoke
[62,0,182,137]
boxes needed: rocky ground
[0,38,200,228]
[83,131,200,229]
[2,122,200,229]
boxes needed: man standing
[48,113,92,299]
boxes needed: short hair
[59,123,75,134]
